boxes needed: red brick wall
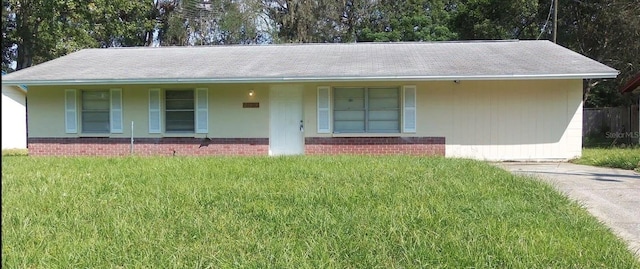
[28,137,269,156]
[28,136,445,156]
[305,137,445,155]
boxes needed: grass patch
[1,148,28,157]
[583,132,638,148]
[572,147,640,170]
[2,156,638,268]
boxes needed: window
[148,88,207,134]
[81,90,110,133]
[65,89,122,134]
[165,90,195,132]
[333,87,400,133]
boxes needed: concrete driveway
[496,162,640,257]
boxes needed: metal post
[553,0,558,43]
[130,121,134,154]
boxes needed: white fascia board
[2,72,619,86]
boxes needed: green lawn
[2,156,638,268]
[572,147,640,170]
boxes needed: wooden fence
[583,106,639,144]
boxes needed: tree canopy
[2,0,638,107]
[556,0,639,107]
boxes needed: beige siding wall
[440,80,582,160]
[302,80,582,160]
[28,79,583,160]
[28,84,270,138]
[209,85,269,138]
[28,87,68,137]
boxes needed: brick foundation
[28,137,269,156]
[305,137,445,155]
[28,136,445,156]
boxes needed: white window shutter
[64,89,77,133]
[149,88,161,133]
[110,88,123,133]
[317,86,331,133]
[195,88,208,134]
[403,85,417,133]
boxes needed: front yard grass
[2,156,639,268]
[572,147,640,171]
[1,148,28,156]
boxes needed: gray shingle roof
[2,40,618,86]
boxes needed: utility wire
[537,0,554,40]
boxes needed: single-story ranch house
[2,40,617,160]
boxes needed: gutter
[2,73,619,86]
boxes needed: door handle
[299,120,304,132]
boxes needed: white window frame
[164,89,196,133]
[149,88,208,134]
[80,89,111,134]
[65,89,124,135]
[318,85,417,135]
[332,86,401,134]
[66,89,124,135]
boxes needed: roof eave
[3,73,619,86]
[1,84,28,93]
[620,74,640,93]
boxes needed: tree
[83,0,156,47]
[4,0,71,70]
[448,0,639,107]
[263,0,458,43]
[556,0,640,107]
[263,0,337,43]
[2,0,14,72]
[156,0,265,46]
[450,0,540,40]
[2,0,157,72]
[357,0,458,42]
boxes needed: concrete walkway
[496,162,640,257]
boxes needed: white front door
[269,85,304,155]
